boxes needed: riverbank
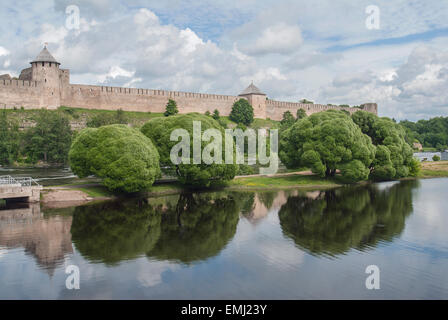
[420,160,448,178]
[40,161,448,206]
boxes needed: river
[0,176,447,299]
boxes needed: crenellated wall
[0,79,43,108]
[265,99,377,121]
[61,84,242,115]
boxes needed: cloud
[241,23,303,56]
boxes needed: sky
[0,0,447,121]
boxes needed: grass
[420,160,448,178]
[72,185,113,198]
[229,173,339,189]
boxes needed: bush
[141,113,238,187]
[86,109,128,128]
[69,124,161,193]
[433,154,441,161]
[229,99,254,125]
[212,109,220,120]
[205,110,211,117]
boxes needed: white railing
[0,175,40,187]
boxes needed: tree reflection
[71,193,240,265]
[147,193,239,264]
[71,199,161,265]
[278,180,419,256]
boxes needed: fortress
[0,46,377,120]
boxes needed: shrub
[433,154,440,161]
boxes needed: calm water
[0,178,448,299]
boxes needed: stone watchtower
[30,45,62,109]
[239,82,267,119]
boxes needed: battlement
[68,84,238,101]
[0,79,40,88]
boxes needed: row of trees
[400,116,448,151]
[0,109,72,166]
[279,110,420,183]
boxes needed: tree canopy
[229,98,254,125]
[23,110,72,164]
[0,109,20,165]
[400,116,448,151]
[279,110,376,182]
[352,110,416,180]
[140,113,238,187]
[69,124,161,192]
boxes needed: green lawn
[229,173,339,189]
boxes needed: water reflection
[278,180,420,257]
[0,203,73,275]
[71,199,161,265]
[70,193,240,265]
[147,193,239,263]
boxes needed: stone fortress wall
[0,46,378,120]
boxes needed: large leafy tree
[352,110,416,180]
[69,124,161,193]
[229,98,254,125]
[141,113,238,187]
[23,110,72,164]
[279,110,376,183]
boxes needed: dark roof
[239,82,265,95]
[31,46,60,64]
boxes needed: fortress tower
[239,82,267,119]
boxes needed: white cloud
[243,23,303,55]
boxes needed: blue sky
[0,0,447,120]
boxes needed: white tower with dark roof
[30,45,62,108]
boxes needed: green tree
[296,108,307,120]
[164,99,179,117]
[279,110,376,182]
[212,109,220,120]
[229,98,254,126]
[300,99,314,104]
[69,124,161,193]
[0,110,19,165]
[23,110,72,164]
[352,110,416,180]
[433,154,440,161]
[280,111,295,128]
[141,113,238,187]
